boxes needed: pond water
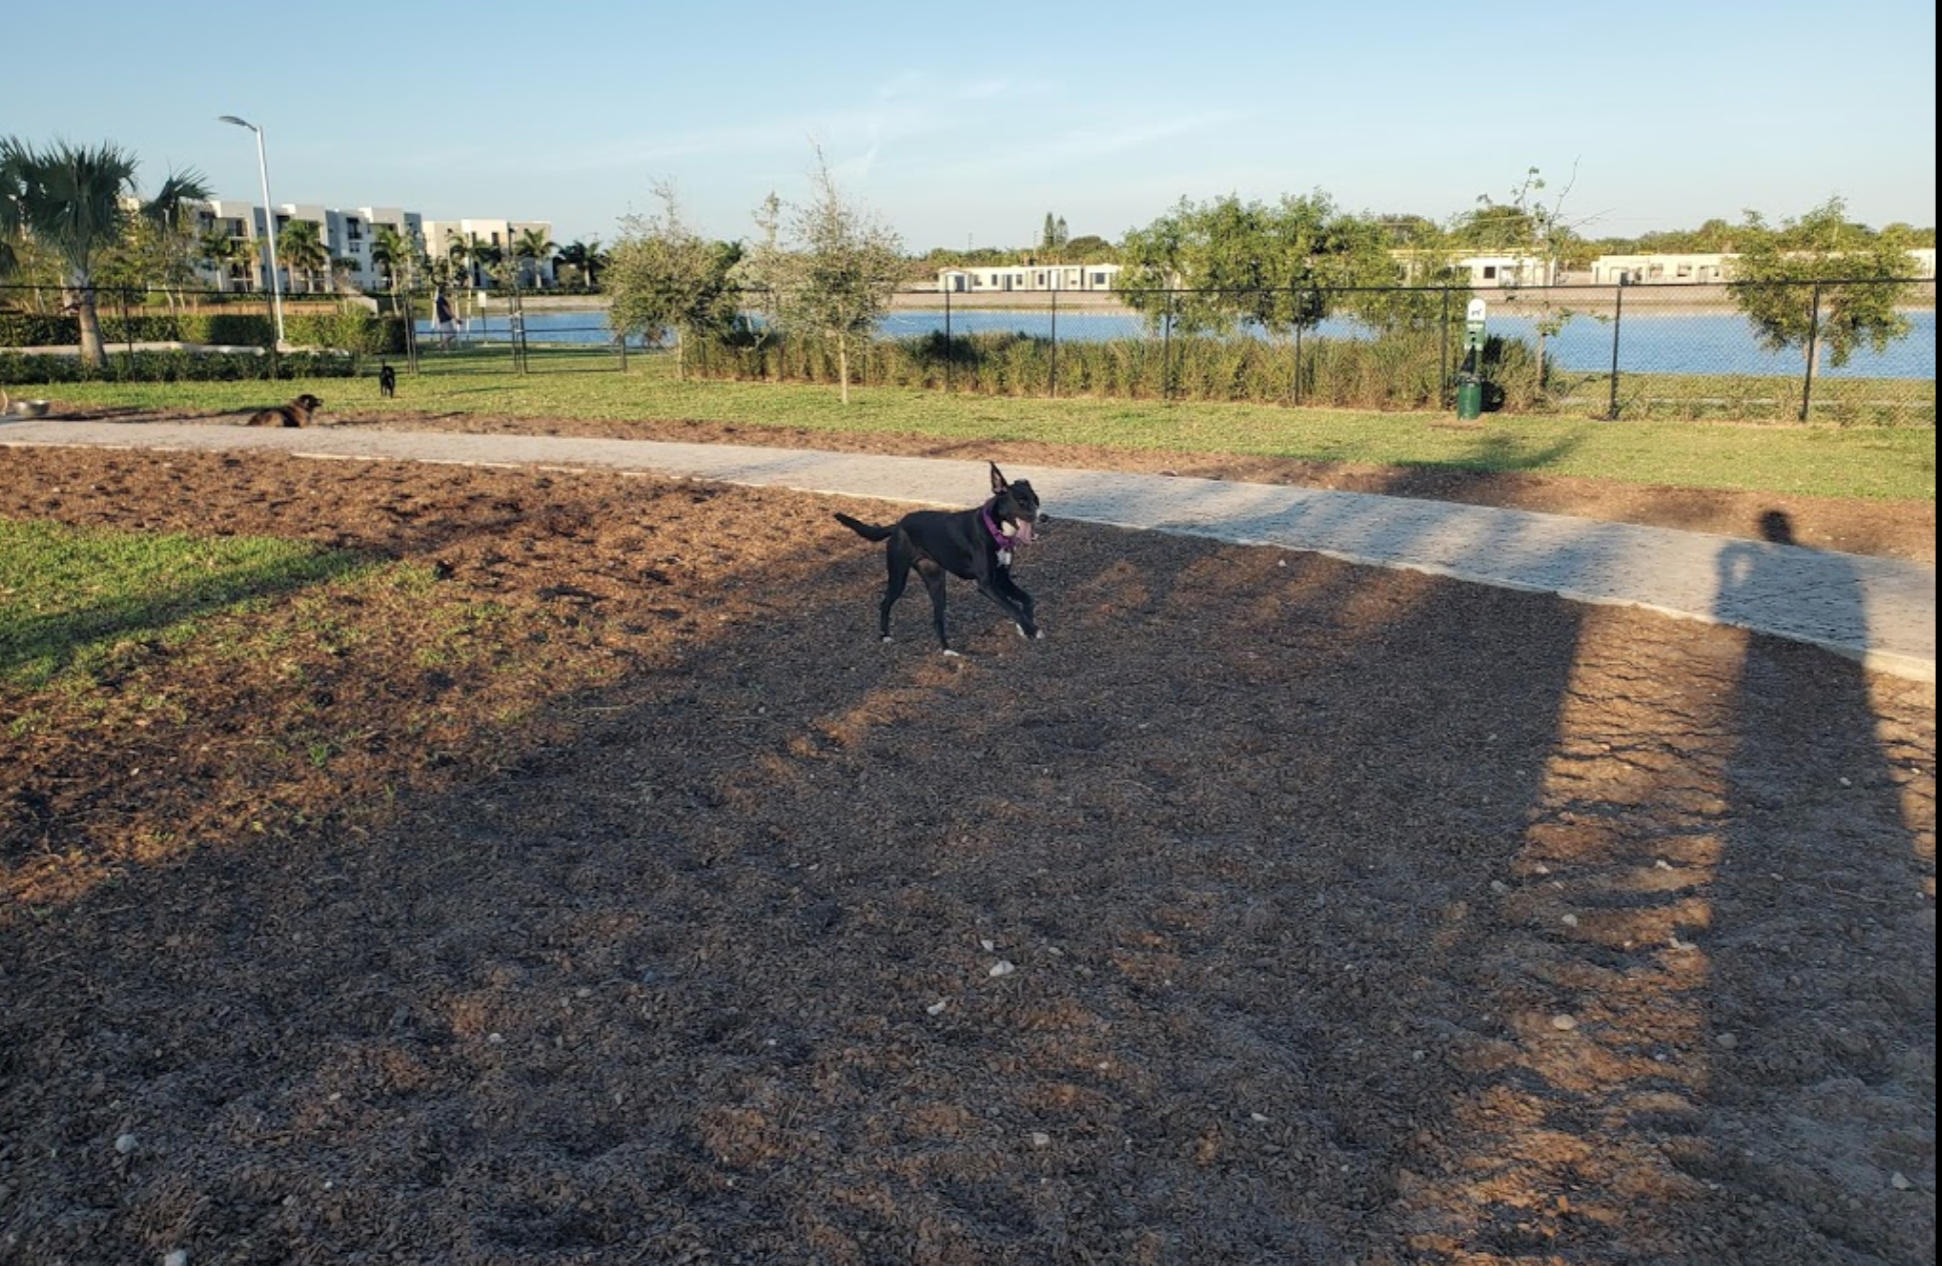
[423,306,1936,381]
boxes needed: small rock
[164,1252,190,1266]
[1551,1014,1578,1032]
[1030,1131,1050,1147]
[114,1134,138,1156]
[1561,913,1579,927]
[1715,1032,1739,1050]
[926,1001,947,1016]
[1892,1171,1912,1190]
[988,960,1016,977]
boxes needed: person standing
[434,287,458,350]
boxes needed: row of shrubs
[685,329,1932,423]
[0,311,406,383]
[686,328,1547,412]
[0,348,374,384]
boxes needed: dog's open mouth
[1011,519,1035,545]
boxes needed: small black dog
[834,462,1043,655]
[245,393,323,428]
[378,362,396,398]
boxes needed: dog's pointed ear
[989,462,1008,494]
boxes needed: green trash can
[1455,377,1483,420]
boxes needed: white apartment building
[420,218,559,289]
[191,200,551,294]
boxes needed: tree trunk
[838,337,850,405]
[70,283,107,369]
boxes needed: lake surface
[425,306,1937,381]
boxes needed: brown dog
[245,393,323,428]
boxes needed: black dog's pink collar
[981,499,1018,548]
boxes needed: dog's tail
[833,512,893,542]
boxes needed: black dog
[244,393,323,428]
[834,462,1044,655]
[378,362,396,398]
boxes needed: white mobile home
[937,263,1121,294]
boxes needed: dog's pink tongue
[1014,520,1034,545]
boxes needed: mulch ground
[0,410,1933,1265]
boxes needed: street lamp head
[217,115,257,132]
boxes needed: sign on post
[1465,298,1487,352]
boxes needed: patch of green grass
[0,520,370,688]
[36,354,1937,502]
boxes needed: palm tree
[137,167,213,317]
[555,238,607,290]
[467,235,503,289]
[370,224,423,328]
[0,136,142,368]
[370,225,418,295]
[444,234,471,289]
[513,226,556,289]
[277,219,329,293]
[198,228,255,292]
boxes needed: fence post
[118,286,135,372]
[1799,282,1822,422]
[1439,287,1451,408]
[943,288,953,394]
[1049,288,1059,399]
[1162,289,1174,402]
[1292,309,1303,406]
[1606,285,1624,420]
[403,287,420,372]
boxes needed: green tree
[467,235,503,288]
[1039,212,1069,254]
[1449,165,1589,283]
[441,234,471,289]
[1454,166,1595,383]
[1117,191,1395,338]
[555,238,607,290]
[198,227,256,292]
[1727,195,1921,372]
[513,226,556,289]
[606,180,742,379]
[734,148,904,404]
[131,167,214,314]
[277,219,329,293]
[369,224,423,301]
[1063,234,1115,262]
[0,137,145,367]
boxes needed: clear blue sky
[6,1,1934,252]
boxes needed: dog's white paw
[1016,624,1043,641]
[941,648,962,658]
[879,635,894,644]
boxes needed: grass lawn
[16,350,1937,503]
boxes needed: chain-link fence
[0,282,635,384]
[5,278,1933,423]
[766,279,1930,424]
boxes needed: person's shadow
[1706,507,1931,1256]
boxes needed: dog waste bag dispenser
[1457,298,1487,420]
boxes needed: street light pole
[217,115,285,348]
